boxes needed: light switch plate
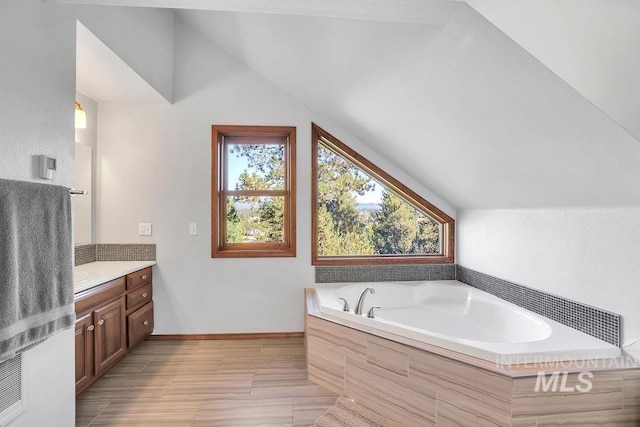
[139,223,152,236]
[189,223,198,235]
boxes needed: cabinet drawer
[128,301,154,348]
[75,277,126,315]
[126,267,152,291]
[126,283,152,311]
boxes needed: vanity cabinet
[74,312,94,392]
[74,267,154,396]
[94,297,127,376]
[124,267,154,348]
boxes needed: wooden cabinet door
[75,312,94,394]
[94,297,126,376]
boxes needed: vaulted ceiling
[55,0,640,209]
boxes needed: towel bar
[69,189,88,195]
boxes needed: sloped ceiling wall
[48,0,640,210]
[178,4,640,209]
[465,0,640,142]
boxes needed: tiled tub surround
[456,265,621,347]
[305,289,640,426]
[314,281,620,365]
[315,264,621,347]
[74,243,156,266]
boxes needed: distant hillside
[357,203,382,211]
[235,202,381,211]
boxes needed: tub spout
[355,287,375,315]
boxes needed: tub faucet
[355,287,375,315]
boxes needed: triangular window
[312,124,454,265]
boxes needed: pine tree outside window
[212,125,296,258]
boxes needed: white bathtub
[314,280,621,365]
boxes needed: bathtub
[313,280,621,365]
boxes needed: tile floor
[76,338,338,426]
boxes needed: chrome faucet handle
[338,297,350,312]
[367,306,381,318]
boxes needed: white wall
[74,5,174,102]
[466,0,640,142]
[0,1,76,425]
[457,208,640,347]
[95,16,454,334]
[0,1,175,425]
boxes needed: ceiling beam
[45,0,464,24]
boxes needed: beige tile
[252,371,337,398]
[88,400,200,426]
[293,395,339,426]
[77,338,337,427]
[307,352,345,395]
[193,397,293,425]
[345,357,437,426]
[510,418,538,427]
[307,316,367,362]
[162,373,254,399]
[75,400,109,427]
[536,408,640,426]
[623,369,640,408]
[366,335,409,378]
[512,371,623,417]
[408,347,512,417]
[80,375,173,401]
[436,395,512,427]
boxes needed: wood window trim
[311,123,454,266]
[212,125,296,258]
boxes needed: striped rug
[313,397,402,427]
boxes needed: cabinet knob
[142,293,148,298]
[142,275,148,280]
[143,320,149,326]
[97,319,105,326]
[87,325,95,331]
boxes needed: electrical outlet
[138,223,152,236]
[189,223,198,235]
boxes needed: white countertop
[74,261,157,293]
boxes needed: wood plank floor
[76,338,338,426]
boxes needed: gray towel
[0,179,76,362]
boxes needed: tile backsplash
[74,244,156,266]
[74,244,97,266]
[315,264,455,283]
[456,265,620,347]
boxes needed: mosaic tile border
[315,264,455,283]
[96,244,156,262]
[74,243,156,266]
[456,265,621,347]
[74,244,97,266]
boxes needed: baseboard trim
[147,332,304,341]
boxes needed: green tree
[371,191,440,254]
[316,145,376,255]
[371,191,418,254]
[226,200,245,242]
[230,144,285,243]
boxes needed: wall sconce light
[75,101,87,129]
